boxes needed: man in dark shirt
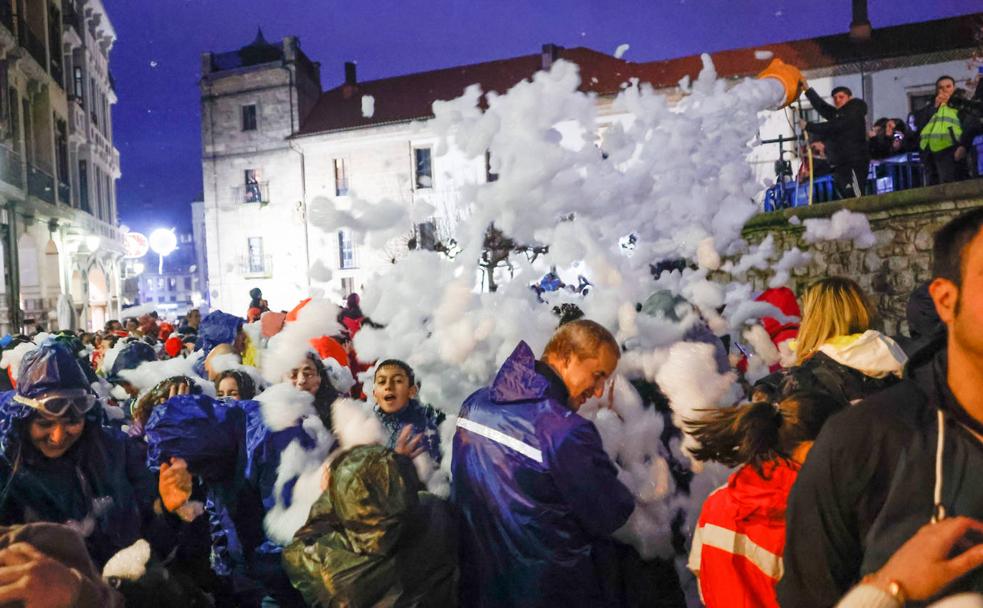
[779,207,983,607]
[800,82,870,199]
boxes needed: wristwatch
[862,573,908,605]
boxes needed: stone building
[0,0,124,333]
[200,13,981,313]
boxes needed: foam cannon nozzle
[756,58,804,109]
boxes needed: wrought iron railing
[57,179,70,204]
[232,181,269,204]
[239,255,273,277]
[0,145,23,190]
[27,164,54,204]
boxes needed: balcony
[232,181,269,205]
[17,20,47,72]
[0,145,23,190]
[238,255,273,278]
[27,164,54,204]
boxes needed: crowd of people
[0,207,980,607]
[797,73,983,199]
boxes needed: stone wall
[739,179,983,336]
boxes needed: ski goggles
[13,390,97,418]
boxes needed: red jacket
[689,460,799,608]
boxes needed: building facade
[0,0,123,333]
[201,14,981,312]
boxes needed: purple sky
[103,0,980,234]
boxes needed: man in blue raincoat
[452,319,635,608]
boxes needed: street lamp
[149,228,178,274]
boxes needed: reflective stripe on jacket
[920,104,962,152]
[451,341,635,608]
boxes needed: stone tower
[199,30,322,311]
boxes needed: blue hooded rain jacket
[452,341,635,608]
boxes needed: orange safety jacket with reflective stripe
[689,460,799,608]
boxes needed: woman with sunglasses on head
[0,342,193,569]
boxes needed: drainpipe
[282,45,311,291]
[5,204,20,332]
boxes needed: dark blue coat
[144,395,308,607]
[452,341,635,608]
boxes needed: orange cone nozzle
[756,58,804,108]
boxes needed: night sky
[103,0,979,235]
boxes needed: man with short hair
[452,319,635,608]
[778,207,983,607]
[800,81,871,198]
[913,75,969,185]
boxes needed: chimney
[201,52,213,76]
[541,43,562,70]
[342,61,358,99]
[849,0,871,41]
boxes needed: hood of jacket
[320,445,420,556]
[721,461,799,523]
[817,330,907,379]
[489,341,553,404]
[195,311,243,355]
[0,343,103,459]
[17,341,93,398]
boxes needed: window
[338,229,355,269]
[73,66,83,101]
[341,277,355,296]
[95,168,103,219]
[89,78,97,126]
[244,169,263,203]
[168,277,177,289]
[241,104,257,131]
[184,277,192,289]
[908,91,935,115]
[78,160,89,212]
[247,237,265,273]
[414,147,432,189]
[158,277,164,289]
[333,158,349,196]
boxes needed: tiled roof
[296,12,982,136]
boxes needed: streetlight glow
[149,228,178,274]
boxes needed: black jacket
[777,338,983,607]
[805,88,870,167]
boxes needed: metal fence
[0,145,23,190]
[27,164,54,204]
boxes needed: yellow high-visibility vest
[919,104,962,152]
